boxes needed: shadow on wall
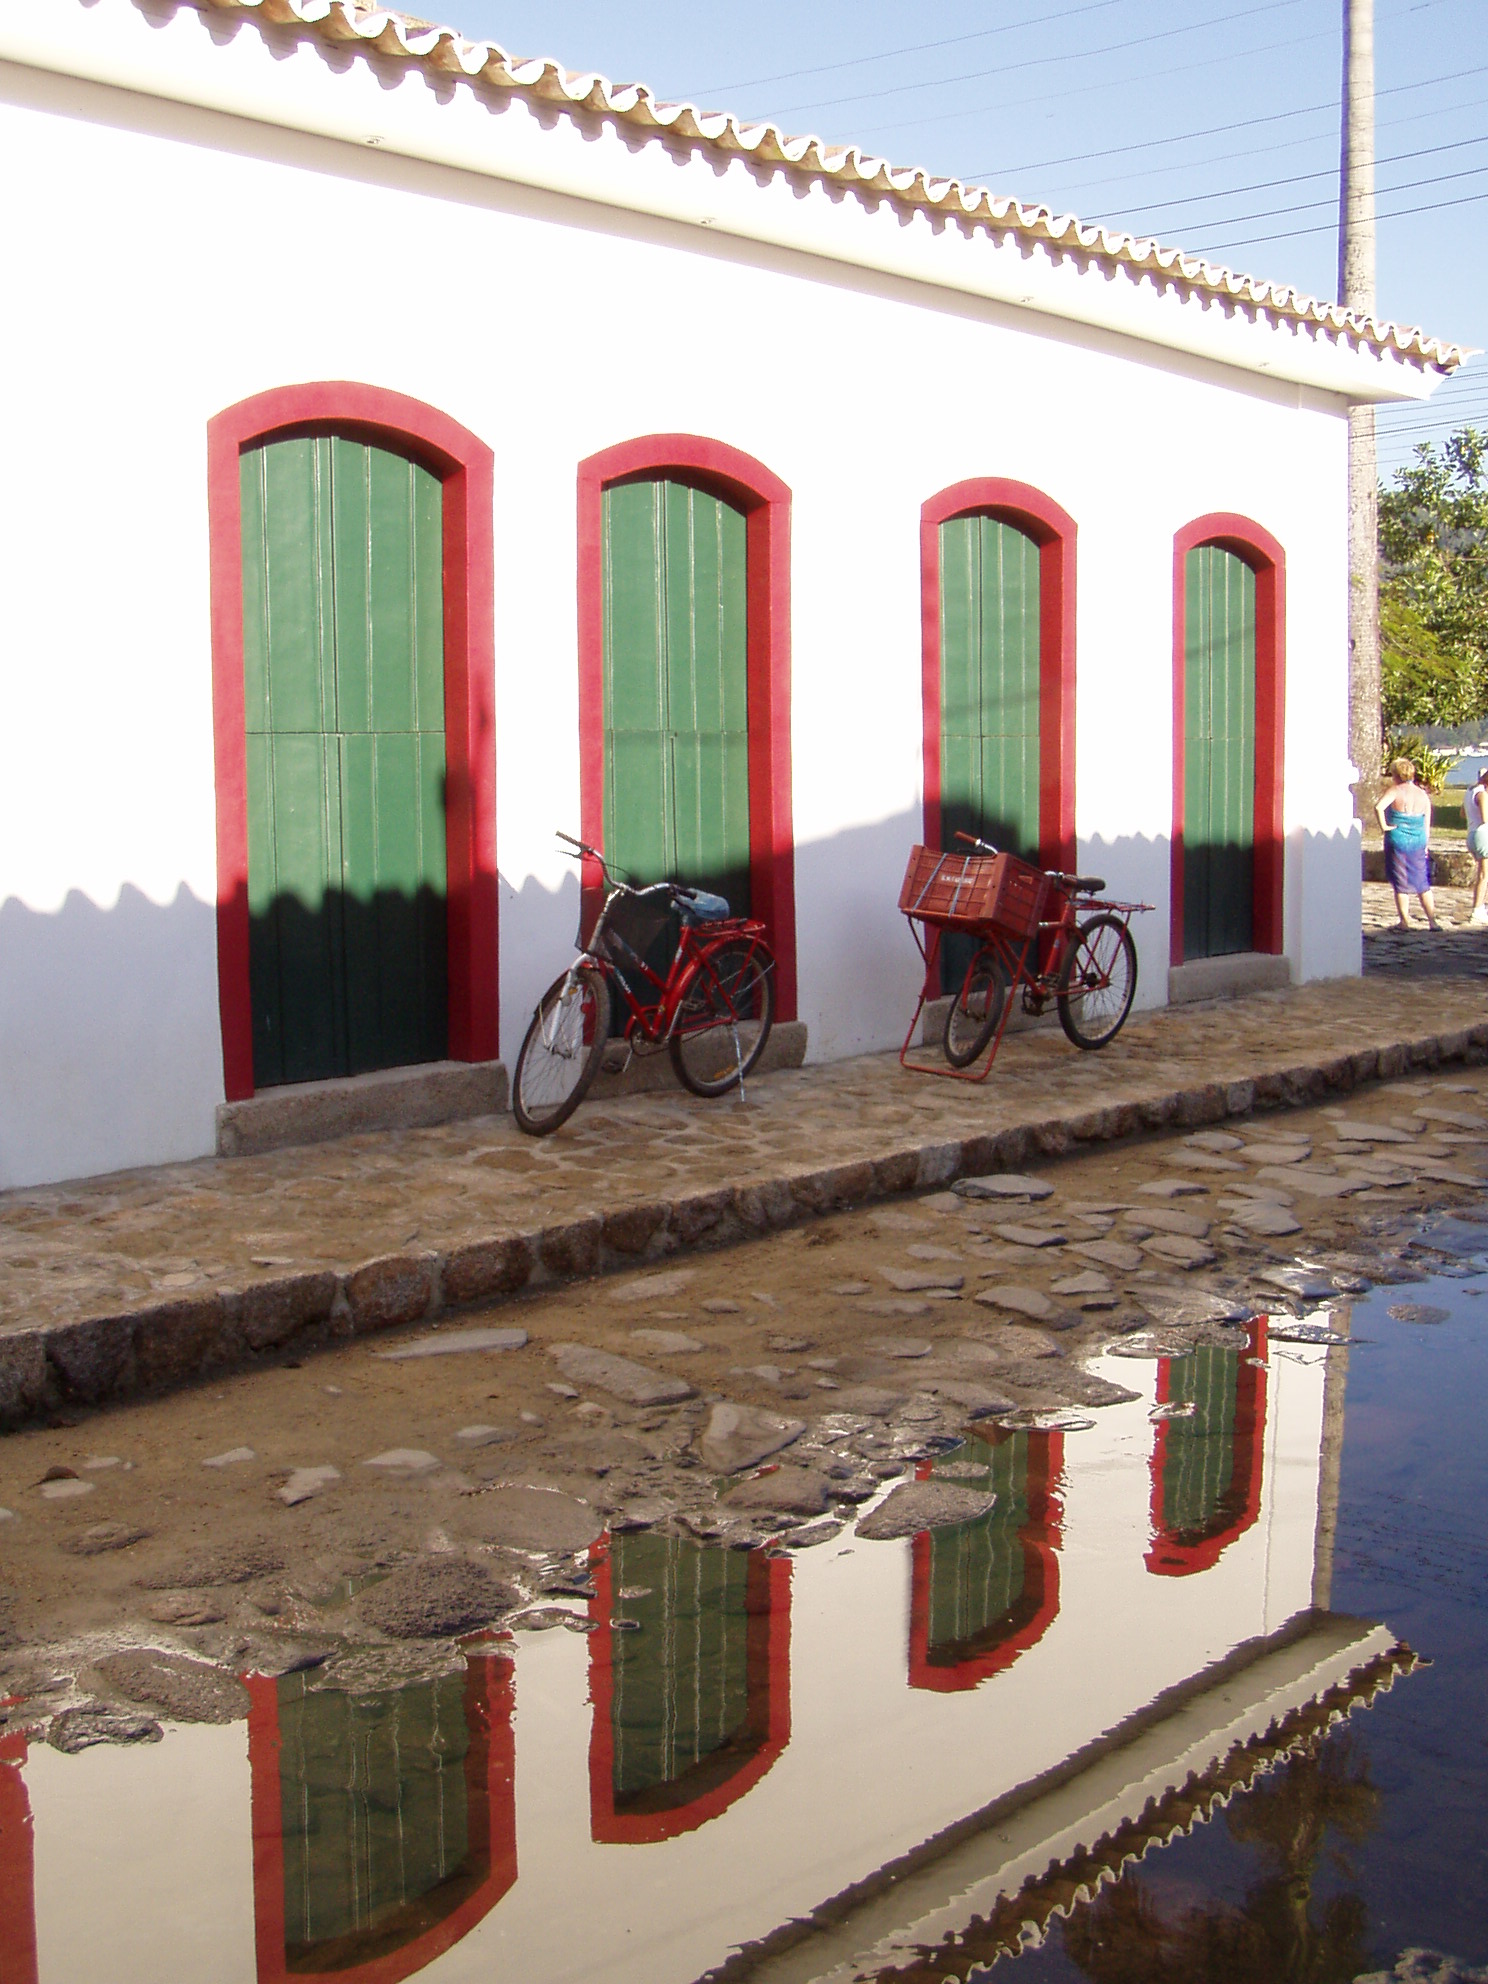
[0,884,222,1191]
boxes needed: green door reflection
[588,1534,791,1843]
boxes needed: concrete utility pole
[1341,0,1381,817]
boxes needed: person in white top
[1465,764,1488,926]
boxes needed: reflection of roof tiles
[198,0,1465,375]
[867,1641,1419,1981]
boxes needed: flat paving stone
[628,1329,704,1354]
[973,1286,1054,1320]
[856,1479,996,1539]
[954,1175,1054,1203]
[1137,1180,1209,1198]
[1070,1239,1145,1272]
[378,1327,528,1360]
[988,1224,1067,1249]
[880,1266,964,1291]
[550,1344,694,1407]
[699,1403,805,1473]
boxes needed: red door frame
[577,434,797,1021]
[908,1431,1065,1693]
[207,382,498,1102]
[1145,1317,1270,1577]
[245,1645,517,1984]
[920,479,1077,874]
[1170,514,1287,966]
[585,1537,792,1844]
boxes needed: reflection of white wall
[476,1346,1328,1984]
[28,1721,255,1984]
[15,1349,1329,1982]
[0,0,1393,1184]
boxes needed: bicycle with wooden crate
[511,832,777,1133]
[898,832,1150,1079]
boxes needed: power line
[1080,132,1488,227]
[766,0,1307,124]
[851,19,1342,153]
[689,0,1126,101]
[1087,158,1488,239]
[976,57,1488,183]
[1198,181,1488,254]
[1051,92,1488,209]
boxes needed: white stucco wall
[0,11,1368,1187]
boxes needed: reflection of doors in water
[587,1533,790,1843]
[909,1428,1064,1691]
[246,1650,516,1984]
[0,1734,38,1984]
[1147,1317,1268,1576]
[1183,545,1256,961]
[242,436,448,1088]
[602,478,750,920]
[938,514,1041,991]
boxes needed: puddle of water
[3,1231,1486,1982]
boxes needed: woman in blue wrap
[1374,756,1442,930]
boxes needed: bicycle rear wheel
[513,966,612,1133]
[1056,914,1137,1049]
[669,940,776,1097]
[943,948,1010,1067]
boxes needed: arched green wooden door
[241,436,448,1087]
[1183,545,1256,960]
[939,514,1041,988]
[602,478,750,914]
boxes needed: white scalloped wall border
[194,0,1467,376]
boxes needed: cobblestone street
[2,930,1488,1426]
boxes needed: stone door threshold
[216,1059,509,1158]
[592,1020,808,1099]
[1168,952,1291,1006]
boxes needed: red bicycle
[899,832,1150,1079]
[512,833,777,1134]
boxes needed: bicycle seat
[674,886,732,923]
[1048,871,1106,894]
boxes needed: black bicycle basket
[595,889,681,974]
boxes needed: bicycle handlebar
[953,830,1000,855]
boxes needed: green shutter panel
[1183,547,1255,960]
[939,515,1041,861]
[603,479,750,916]
[241,436,447,1088]
[938,515,1041,991]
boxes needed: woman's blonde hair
[1390,757,1416,783]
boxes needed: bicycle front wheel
[669,940,776,1097]
[513,966,612,1134]
[1056,914,1137,1049]
[943,948,1010,1067]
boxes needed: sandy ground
[1,1064,1484,1738]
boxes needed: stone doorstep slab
[1167,953,1293,1007]
[4,1017,1488,1433]
[216,1060,509,1158]
[591,1020,807,1099]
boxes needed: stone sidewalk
[5,968,1488,1428]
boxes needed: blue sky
[445,0,1486,486]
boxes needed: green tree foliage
[1378,427,1488,733]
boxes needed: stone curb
[5,1018,1488,1431]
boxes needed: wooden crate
[899,845,1047,937]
